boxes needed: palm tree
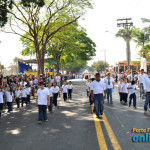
[116,27,134,66]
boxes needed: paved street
[1,79,150,150]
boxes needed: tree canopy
[92,61,109,73]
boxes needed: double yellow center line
[92,105,122,150]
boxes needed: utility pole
[117,18,133,68]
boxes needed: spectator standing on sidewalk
[91,73,106,119]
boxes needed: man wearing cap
[144,68,150,114]
[36,82,50,124]
[138,69,145,100]
[104,72,114,103]
[91,73,106,118]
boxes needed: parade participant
[21,86,27,107]
[62,81,68,102]
[15,86,21,110]
[138,69,145,100]
[26,84,31,104]
[68,81,73,100]
[129,70,137,83]
[20,78,27,87]
[55,74,61,87]
[52,82,60,107]
[0,87,5,118]
[104,72,114,103]
[91,73,106,118]
[144,68,150,114]
[128,81,137,109]
[88,79,92,105]
[51,75,55,85]
[122,78,128,104]
[47,82,53,113]
[118,78,123,102]
[36,82,50,124]
[5,86,14,114]
[85,79,90,97]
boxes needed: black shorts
[0,103,3,110]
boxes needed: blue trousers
[140,83,145,98]
[129,93,136,107]
[144,92,150,111]
[7,102,12,112]
[94,94,104,117]
[38,105,47,121]
[106,88,113,102]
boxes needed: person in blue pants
[144,68,150,114]
[91,73,106,118]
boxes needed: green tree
[92,61,109,72]
[21,25,96,73]
[1,0,93,76]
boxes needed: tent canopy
[19,58,57,65]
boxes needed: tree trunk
[55,55,61,74]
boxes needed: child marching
[62,81,68,102]
[68,81,73,100]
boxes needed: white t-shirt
[88,82,92,91]
[51,79,54,84]
[15,90,21,98]
[138,74,145,84]
[21,89,27,98]
[6,91,14,102]
[55,76,60,83]
[143,75,150,92]
[68,84,73,89]
[52,86,60,93]
[26,87,31,95]
[128,84,136,94]
[122,83,128,93]
[104,77,114,89]
[130,74,137,82]
[20,82,27,87]
[62,85,68,93]
[37,88,50,105]
[118,83,123,93]
[0,92,4,103]
[47,87,53,97]
[90,80,106,94]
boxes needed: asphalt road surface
[0,79,150,150]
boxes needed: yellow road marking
[103,113,122,150]
[92,105,108,150]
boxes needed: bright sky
[0,0,150,68]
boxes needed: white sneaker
[7,112,10,115]
[10,111,13,113]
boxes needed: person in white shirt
[138,69,145,100]
[127,81,136,109]
[91,73,106,118]
[68,81,73,100]
[88,79,93,105]
[6,86,14,114]
[36,82,50,124]
[118,78,123,102]
[47,82,53,113]
[55,74,61,87]
[21,86,27,107]
[104,72,114,103]
[122,78,129,103]
[144,68,150,114]
[15,86,21,110]
[52,82,60,107]
[62,81,68,102]
[25,84,31,104]
[0,87,5,118]
[85,79,90,97]
[20,79,27,87]
[129,70,137,83]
